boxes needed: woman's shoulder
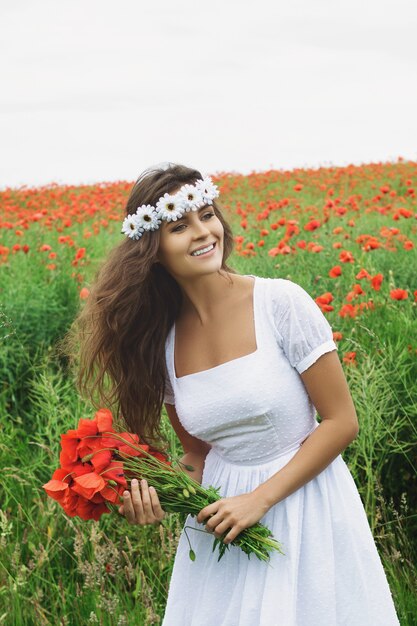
[251,274,298,288]
[259,276,337,372]
[257,276,329,327]
[255,275,307,308]
[257,274,302,290]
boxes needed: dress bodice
[164,275,338,465]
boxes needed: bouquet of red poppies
[43,408,284,562]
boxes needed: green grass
[1,162,416,624]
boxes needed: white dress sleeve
[164,373,175,405]
[270,278,338,374]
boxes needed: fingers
[149,485,166,521]
[123,489,137,524]
[201,512,216,533]
[131,479,145,523]
[139,479,166,523]
[205,513,221,535]
[204,514,233,541]
[210,520,232,539]
[139,479,153,520]
[118,479,165,525]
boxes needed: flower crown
[121,175,220,240]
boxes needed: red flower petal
[71,463,94,476]
[72,472,106,499]
[74,471,106,490]
[52,468,71,483]
[90,491,106,504]
[76,418,98,437]
[91,450,113,472]
[100,484,123,503]
[99,461,127,485]
[42,479,69,502]
[60,433,80,462]
[76,497,110,521]
[94,408,114,433]
[62,489,79,513]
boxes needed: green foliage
[0,359,183,625]
[1,166,417,624]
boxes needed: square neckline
[171,274,258,380]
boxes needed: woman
[73,163,400,625]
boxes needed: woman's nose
[191,220,211,236]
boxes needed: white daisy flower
[121,213,144,240]
[177,185,205,212]
[156,192,187,222]
[120,177,221,239]
[135,204,161,231]
[195,176,220,206]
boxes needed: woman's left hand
[196,491,271,544]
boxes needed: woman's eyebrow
[174,205,209,221]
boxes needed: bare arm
[252,351,359,508]
[178,450,210,485]
[165,403,212,485]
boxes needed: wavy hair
[60,163,237,449]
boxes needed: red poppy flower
[371,274,383,291]
[329,265,342,278]
[304,220,321,231]
[339,303,359,319]
[43,408,171,521]
[75,247,86,260]
[343,351,357,366]
[356,268,372,280]
[339,250,355,263]
[390,289,408,300]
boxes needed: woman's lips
[190,242,217,257]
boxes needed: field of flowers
[1,159,416,625]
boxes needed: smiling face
[157,202,224,281]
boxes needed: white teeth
[191,244,214,256]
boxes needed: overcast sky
[1,0,416,189]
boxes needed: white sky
[1,0,416,189]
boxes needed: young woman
[72,163,400,625]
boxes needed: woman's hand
[118,478,166,525]
[196,491,271,544]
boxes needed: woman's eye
[172,212,214,232]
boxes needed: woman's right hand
[118,478,166,525]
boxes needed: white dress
[161,275,400,626]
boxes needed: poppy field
[1,158,416,625]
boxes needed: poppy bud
[182,488,190,498]
[188,485,196,495]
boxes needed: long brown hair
[60,163,237,449]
